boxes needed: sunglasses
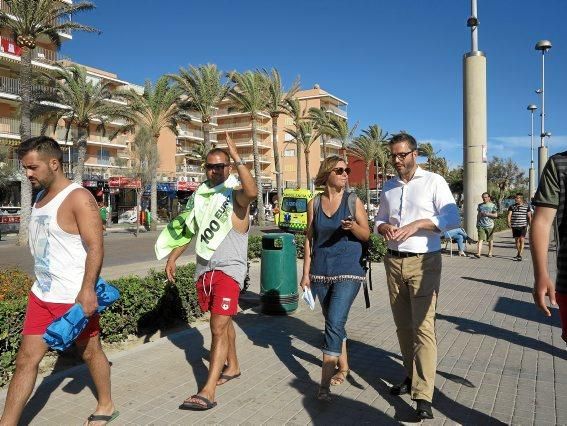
[389,150,415,161]
[204,163,230,171]
[332,167,351,176]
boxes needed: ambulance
[277,188,318,232]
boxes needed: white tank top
[29,182,87,303]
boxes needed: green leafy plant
[0,298,27,387]
[248,235,263,260]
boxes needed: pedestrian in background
[530,151,567,348]
[300,155,370,401]
[375,132,460,420]
[507,193,531,261]
[474,192,498,258]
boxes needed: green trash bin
[260,233,298,314]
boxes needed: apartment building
[156,84,349,202]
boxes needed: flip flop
[179,395,217,411]
[330,370,350,386]
[85,410,119,425]
[217,372,241,385]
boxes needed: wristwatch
[234,159,245,167]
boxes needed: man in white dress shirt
[375,132,460,420]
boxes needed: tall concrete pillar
[538,145,548,180]
[529,167,536,200]
[463,52,487,239]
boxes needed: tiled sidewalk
[1,233,564,425]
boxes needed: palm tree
[227,70,268,225]
[263,68,299,204]
[283,98,305,188]
[117,76,183,231]
[308,107,333,160]
[169,64,230,152]
[324,115,358,165]
[418,142,437,171]
[361,124,389,191]
[285,121,320,190]
[348,135,379,214]
[129,125,159,237]
[0,0,98,245]
[37,64,131,185]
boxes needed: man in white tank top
[166,133,257,411]
[0,137,118,425]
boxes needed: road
[0,225,278,278]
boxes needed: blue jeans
[311,280,361,356]
[444,228,468,252]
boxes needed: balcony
[215,108,270,119]
[84,156,128,169]
[0,37,59,63]
[241,155,270,164]
[216,138,271,150]
[213,122,271,134]
[326,138,343,148]
[324,104,347,119]
[0,75,57,98]
[176,164,204,175]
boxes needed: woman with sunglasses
[301,156,370,401]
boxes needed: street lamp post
[527,104,537,199]
[535,39,552,178]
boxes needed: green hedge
[0,298,27,387]
[493,213,510,233]
[0,264,201,387]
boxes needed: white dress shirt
[375,167,460,253]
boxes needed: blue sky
[61,0,567,172]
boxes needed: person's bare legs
[185,314,232,405]
[476,240,484,257]
[488,240,494,256]
[321,354,339,389]
[76,335,115,425]
[0,335,48,426]
[330,340,349,385]
[217,319,240,385]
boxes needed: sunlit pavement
[0,232,564,425]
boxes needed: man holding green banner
[156,133,257,411]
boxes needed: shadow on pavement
[235,311,499,424]
[19,353,97,424]
[462,276,533,294]
[438,313,567,361]
[494,296,562,327]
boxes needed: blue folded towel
[43,277,120,351]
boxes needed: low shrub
[0,268,33,301]
[493,213,509,233]
[0,298,27,387]
[248,235,263,260]
[294,233,306,259]
[368,234,387,262]
[101,263,200,343]
[0,264,202,386]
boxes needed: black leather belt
[387,249,421,258]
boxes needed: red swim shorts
[196,270,240,316]
[22,291,100,341]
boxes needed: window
[281,197,307,214]
[283,149,295,157]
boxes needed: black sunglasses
[204,163,230,171]
[332,167,351,176]
[389,150,415,161]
